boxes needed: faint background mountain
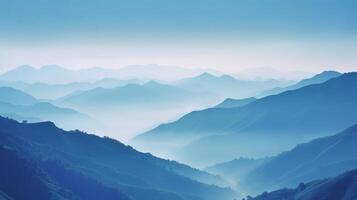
[0,64,221,84]
[235,67,313,81]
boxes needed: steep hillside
[250,169,357,200]
[242,124,357,194]
[0,116,236,200]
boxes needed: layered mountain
[0,86,37,105]
[174,73,290,99]
[250,169,357,200]
[242,124,357,195]
[132,73,357,166]
[0,116,236,200]
[260,70,341,97]
[55,81,218,141]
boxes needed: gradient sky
[0,0,356,73]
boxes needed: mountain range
[0,116,237,200]
[0,64,219,84]
[132,72,357,166]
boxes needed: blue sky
[0,0,356,73]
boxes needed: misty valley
[0,65,357,200]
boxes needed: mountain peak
[14,65,36,71]
[144,80,161,86]
[340,123,357,136]
[220,74,237,81]
[196,72,216,79]
[315,70,341,78]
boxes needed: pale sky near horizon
[1,0,356,74]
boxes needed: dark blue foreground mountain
[249,169,357,200]
[0,116,236,200]
[0,145,130,200]
[132,72,357,166]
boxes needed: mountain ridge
[132,72,357,166]
[241,123,357,195]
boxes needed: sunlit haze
[1,0,357,75]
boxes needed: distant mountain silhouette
[0,64,219,84]
[132,72,357,166]
[175,73,290,99]
[235,67,312,81]
[215,97,257,108]
[0,116,237,200]
[242,123,357,195]
[0,78,143,99]
[0,87,37,105]
[58,81,199,108]
[260,70,341,97]
[250,169,357,200]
